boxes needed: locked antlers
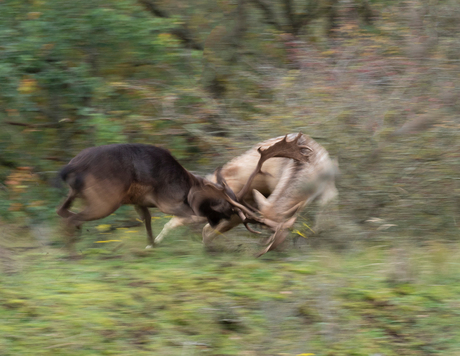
[198,133,312,256]
[236,133,312,256]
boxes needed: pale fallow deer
[155,133,338,256]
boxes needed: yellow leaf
[18,78,37,94]
[293,229,306,238]
[8,203,23,211]
[96,224,112,232]
[29,200,44,207]
[27,12,41,20]
[158,33,174,41]
[42,43,55,50]
[302,223,315,234]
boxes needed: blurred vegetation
[0,0,459,354]
[1,226,460,355]
[0,0,458,238]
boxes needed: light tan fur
[156,133,338,249]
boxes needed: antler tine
[197,181,266,235]
[200,180,262,222]
[236,133,311,201]
[256,132,312,163]
[243,222,262,234]
[234,209,261,234]
[255,228,288,257]
[255,214,298,257]
[197,133,311,239]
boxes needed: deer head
[187,177,239,228]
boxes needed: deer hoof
[145,245,153,249]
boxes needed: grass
[1,217,460,356]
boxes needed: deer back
[59,143,239,226]
[60,144,195,214]
[208,133,338,222]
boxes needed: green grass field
[1,217,460,356]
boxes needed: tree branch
[283,0,296,34]
[137,0,169,17]
[5,121,64,128]
[0,157,17,169]
[170,27,204,51]
[229,0,247,63]
[137,0,203,50]
[249,0,283,32]
[292,0,321,35]
[357,0,374,26]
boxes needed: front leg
[155,216,188,244]
[202,214,242,245]
[155,215,208,244]
[134,206,154,248]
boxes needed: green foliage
[0,0,182,158]
[1,228,460,355]
[1,1,459,354]
[0,0,459,255]
[86,113,125,145]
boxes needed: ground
[1,217,460,356]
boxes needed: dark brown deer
[155,133,338,256]
[56,144,241,253]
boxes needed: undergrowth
[1,218,459,356]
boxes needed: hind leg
[57,189,77,218]
[57,189,80,256]
[64,200,121,255]
[63,177,124,255]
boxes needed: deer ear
[253,189,269,211]
[187,187,231,226]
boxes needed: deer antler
[256,227,289,257]
[195,133,312,246]
[236,133,312,201]
[254,207,300,257]
[188,178,265,235]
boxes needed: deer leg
[63,191,122,255]
[156,215,207,246]
[155,216,185,244]
[61,219,81,258]
[56,189,77,218]
[56,190,79,256]
[134,206,154,249]
[202,214,243,245]
[64,202,120,255]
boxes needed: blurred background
[0,0,459,355]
